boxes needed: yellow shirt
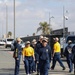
[53,42,61,53]
[22,47,34,57]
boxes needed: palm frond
[36,27,42,33]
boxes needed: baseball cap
[32,39,36,43]
[16,38,22,42]
[39,35,43,39]
[42,38,48,42]
[25,41,30,44]
[68,40,72,43]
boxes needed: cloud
[15,8,46,20]
[0,0,75,37]
[0,0,22,8]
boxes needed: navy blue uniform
[14,43,22,75]
[35,41,42,74]
[38,45,51,75]
[64,44,73,72]
[30,44,36,72]
[35,41,42,61]
[72,45,75,74]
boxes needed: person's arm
[48,46,52,62]
[64,47,67,57]
[32,48,35,61]
[52,44,56,57]
[35,44,39,62]
[22,48,25,61]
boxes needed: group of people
[13,36,75,75]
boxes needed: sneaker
[51,67,54,70]
[69,70,72,73]
[62,67,66,70]
[33,71,36,73]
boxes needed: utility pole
[63,6,65,39]
[14,0,15,39]
[63,6,68,39]
[49,12,54,34]
[6,4,8,38]
[49,12,50,26]
[63,6,68,52]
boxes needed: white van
[5,38,14,48]
[63,35,75,51]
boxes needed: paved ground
[0,46,74,75]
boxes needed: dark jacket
[14,42,22,58]
[35,41,42,61]
[38,45,51,62]
[72,45,75,64]
[64,44,73,57]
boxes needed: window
[7,39,14,41]
[66,36,75,44]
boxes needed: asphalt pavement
[0,46,74,75]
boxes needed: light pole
[6,3,8,38]
[2,21,3,38]
[63,6,68,39]
[63,6,68,53]
[49,12,54,34]
[14,0,15,39]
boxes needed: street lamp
[14,0,15,39]
[63,6,68,39]
[49,12,54,34]
[6,3,8,38]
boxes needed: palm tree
[37,22,52,35]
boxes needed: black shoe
[62,67,66,70]
[51,67,54,70]
[69,70,72,73]
[36,72,39,75]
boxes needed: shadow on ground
[0,68,74,75]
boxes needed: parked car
[0,39,5,46]
[5,38,14,48]
[11,40,25,51]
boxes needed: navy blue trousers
[24,56,33,74]
[74,64,75,74]
[14,55,21,75]
[51,53,64,69]
[32,60,36,72]
[66,56,73,72]
[39,60,49,75]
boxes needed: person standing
[35,36,43,75]
[30,39,37,72]
[13,38,22,75]
[39,38,51,75]
[51,37,65,70]
[72,45,75,75]
[64,40,73,72]
[22,41,35,75]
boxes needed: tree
[7,31,12,38]
[37,22,52,35]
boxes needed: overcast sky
[0,0,75,38]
